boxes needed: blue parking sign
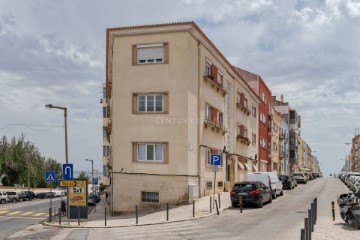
[93,178,98,185]
[210,155,221,166]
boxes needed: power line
[0,124,64,131]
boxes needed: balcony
[203,75,227,96]
[279,132,285,139]
[236,103,251,116]
[204,120,227,135]
[268,126,275,136]
[236,135,250,146]
[279,150,285,159]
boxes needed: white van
[247,172,283,199]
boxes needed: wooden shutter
[211,107,217,123]
[211,65,218,82]
[240,93,245,107]
[240,125,244,136]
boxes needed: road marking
[33,212,46,216]
[0,215,45,220]
[20,212,34,216]
[8,211,22,215]
[0,210,10,214]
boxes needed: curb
[42,206,231,229]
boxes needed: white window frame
[217,71,223,85]
[137,143,164,162]
[136,43,164,64]
[141,191,160,203]
[137,95,164,113]
[205,60,212,77]
[205,104,211,121]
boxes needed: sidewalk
[44,192,231,228]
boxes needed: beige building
[297,135,304,173]
[104,22,260,214]
[269,108,281,174]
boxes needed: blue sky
[0,0,360,175]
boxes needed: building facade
[104,22,261,214]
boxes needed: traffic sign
[210,154,221,166]
[63,164,73,180]
[45,171,56,183]
[93,178,98,185]
[59,180,76,187]
[212,165,219,172]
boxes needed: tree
[78,171,87,180]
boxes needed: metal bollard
[166,203,169,221]
[301,228,306,240]
[58,208,61,225]
[77,206,80,226]
[314,198,317,223]
[48,208,52,223]
[331,201,335,221]
[210,196,212,213]
[305,218,309,240]
[136,205,138,224]
[239,196,243,213]
[192,200,195,218]
[308,210,312,240]
[311,204,314,232]
[105,207,107,226]
[215,199,219,215]
[218,193,221,209]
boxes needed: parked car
[230,181,272,208]
[6,191,20,202]
[88,193,100,206]
[293,172,307,184]
[19,191,35,201]
[247,172,283,199]
[0,191,9,204]
[279,175,296,190]
[35,192,49,199]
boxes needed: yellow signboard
[69,180,87,207]
[59,180,76,187]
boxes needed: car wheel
[12,198,17,203]
[280,190,284,196]
[231,202,237,208]
[268,195,272,203]
[0,199,6,204]
[272,190,277,199]
[257,198,263,208]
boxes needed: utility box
[188,184,199,204]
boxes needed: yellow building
[104,22,260,214]
[269,108,281,174]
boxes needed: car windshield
[233,183,256,190]
[279,176,288,180]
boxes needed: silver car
[292,172,307,184]
[0,191,9,204]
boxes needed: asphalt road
[0,197,61,240]
[3,178,350,240]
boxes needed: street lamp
[45,104,68,164]
[85,159,95,208]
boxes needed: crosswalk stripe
[20,212,34,216]
[0,211,10,214]
[33,212,46,216]
[8,211,22,215]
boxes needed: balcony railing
[236,134,250,146]
[236,103,251,115]
[203,75,227,96]
[204,120,227,135]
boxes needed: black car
[35,192,49,199]
[279,175,296,190]
[230,181,272,208]
[88,193,100,206]
[19,191,35,201]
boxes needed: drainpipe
[197,40,202,197]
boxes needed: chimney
[281,94,284,103]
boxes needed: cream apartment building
[104,22,260,214]
[269,108,281,173]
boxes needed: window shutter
[240,93,245,107]
[240,125,244,136]
[211,65,218,82]
[211,107,217,123]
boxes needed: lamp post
[85,159,95,208]
[45,104,68,164]
[45,104,69,220]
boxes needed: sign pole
[213,170,216,209]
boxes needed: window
[237,124,244,136]
[134,43,167,65]
[103,146,110,157]
[206,181,212,189]
[217,71,223,85]
[103,127,108,139]
[244,127,248,138]
[252,104,257,117]
[141,191,159,203]
[252,132,256,145]
[260,137,267,148]
[218,181,223,188]
[103,107,109,118]
[274,123,278,132]
[260,112,267,124]
[244,98,248,109]
[205,61,212,77]
[137,143,164,162]
[102,86,106,98]
[133,93,168,113]
[260,91,267,104]
[206,104,223,126]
